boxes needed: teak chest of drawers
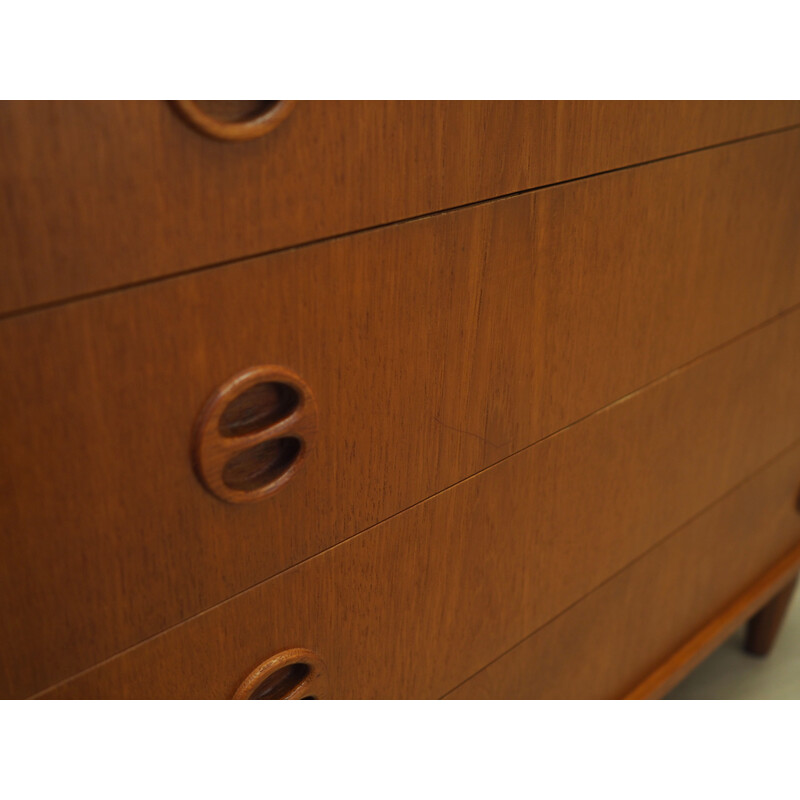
[2,101,799,699]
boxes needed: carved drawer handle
[172,100,296,141]
[234,648,328,700]
[192,365,317,503]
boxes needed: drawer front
[446,448,800,699]
[3,132,800,697]
[35,312,800,699]
[1,101,799,313]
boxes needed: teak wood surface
[743,577,799,658]
[624,555,800,700]
[2,131,800,697]
[34,312,800,699]
[446,447,800,700]
[1,101,799,313]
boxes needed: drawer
[3,133,800,697]
[446,448,800,699]
[34,314,800,699]
[1,101,799,313]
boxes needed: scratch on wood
[433,416,510,450]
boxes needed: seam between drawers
[4,121,800,324]
[439,436,800,700]
[30,300,800,698]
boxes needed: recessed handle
[234,648,328,700]
[192,365,317,503]
[172,100,296,141]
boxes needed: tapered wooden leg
[744,576,798,656]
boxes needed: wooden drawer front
[36,313,800,699]
[446,447,800,699]
[1,101,799,313]
[3,133,800,698]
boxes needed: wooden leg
[744,576,798,656]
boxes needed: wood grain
[3,131,800,698]
[1,101,799,313]
[446,449,800,700]
[623,558,800,699]
[35,315,800,699]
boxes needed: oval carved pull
[192,365,317,503]
[171,100,296,141]
[234,648,328,700]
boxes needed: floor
[666,590,800,699]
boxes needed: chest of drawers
[2,101,799,699]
